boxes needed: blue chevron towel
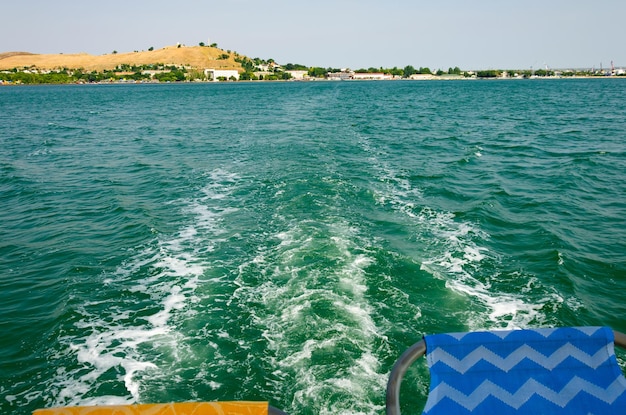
[423,327,626,415]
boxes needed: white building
[409,73,437,80]
[285,70,308,80]
[327,71,353,80]
[352,72,391,80]
[204,69,240,81]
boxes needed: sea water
[1,79,625,414]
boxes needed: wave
[233,220,387,414]
[41,169,238,407]
[358,132,561,331]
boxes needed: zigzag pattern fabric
[423,327,626,415]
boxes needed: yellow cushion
[33,401,269,415]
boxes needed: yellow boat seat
[33,401,289,415]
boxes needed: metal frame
[385,330,626,415]
[615,330,626,349]
[269,406,290,415]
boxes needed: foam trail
[47,170,239,406]
[417,208,559,329]
[234,220,388,414]
[360,135,557,330]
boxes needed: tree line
[2,60,622,85]
[0,64,196,84]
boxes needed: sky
[2,0,624,71]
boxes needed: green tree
[131,71,149,81]
[403,65,416,78]
[236,57,255,72]
[154,70,185,82]
[389,67,403,76]
[284,63,308,71]
[239,71,257,81]
[187,70,205,81]
[84,71,98,82]
[476,70,500,78]
[534,69,554,77]
[308,67,327,78]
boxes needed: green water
[1,80,625,414]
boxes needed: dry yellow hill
[0,46,244,72]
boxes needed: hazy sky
[2,0,623,70]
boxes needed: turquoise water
[1,80,625,415]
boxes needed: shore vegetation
[1,43,624,85]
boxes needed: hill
[0,45,243,72]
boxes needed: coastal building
[204,68,240,81]
[253,71,273,79]
[409,73,437,80]
[327,70,393,81]
[255,62,282,72]
[352,72,391,80]
[141,70,169,78]
[327,71,353,80]
[285,70,308,80]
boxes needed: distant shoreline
[2,44,624,85]
[3,76,625,87]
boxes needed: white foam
[359,132,555,331]
[464,245,487,262]
[146,285,185,327]
[57,325,164,404]
[235,219,388,414]
[423,243,541,330]
[364,147,422,214]
[422,229,554,330]
[379,191,551,330]
[207,381,222,390]
[48,168,241,406]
